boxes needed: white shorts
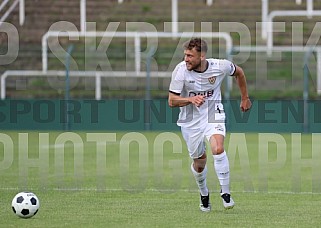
[181,121,226,159]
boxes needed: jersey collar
[193,60,209,73]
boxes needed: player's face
[184,48,204,71]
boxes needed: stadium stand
[1,0,321,98]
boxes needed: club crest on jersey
[208,76,216,84]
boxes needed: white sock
[191,163,209,196]
[213,151,230,194]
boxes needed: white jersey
[169,58,236,129]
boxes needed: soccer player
[168,38,252,212]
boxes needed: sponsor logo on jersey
[189,89,214,98]
[208,76,216,84]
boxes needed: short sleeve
[169,63,185,94]
[219,59,236,76]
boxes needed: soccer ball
[11,192,40,218]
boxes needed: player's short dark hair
[183,38,208,53]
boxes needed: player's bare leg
[210,134,235,209]
[191,152,211,212]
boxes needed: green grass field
[1,131,321,227]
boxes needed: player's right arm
[168,63,205,108]
[168,92,205,107]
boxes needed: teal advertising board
[0,99,320,132]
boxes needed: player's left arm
[232,65,252,112]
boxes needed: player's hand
[190,95,206,107]
[240,97,252,112]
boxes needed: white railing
[0,70,170,100]
[80,0,86,33]
[170,0,214,34]
[233,45,321,95]
[206,0,213,6]
[261,0,320,53]
[171,0,178,34]
[266,10,321,54]
[2,44,321,100]
[41,31,233,73]
[2,31,232,101]
[262,0,314,40]
[0,0,24,26]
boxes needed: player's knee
[194,165,205,173]
[193,157,207,172]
